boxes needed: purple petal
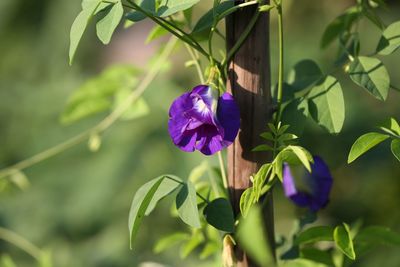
[282,156,333,212]
[217,92,240,143]
[169,92,192,118]
[283,164,313,208]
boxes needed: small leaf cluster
[240,123,313,217]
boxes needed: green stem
[217,0,260,21]
[184,43,205,84]
[275,1,284,125]
[221,10,260,69]
[126,0,213,61]
[0,227,43,260]
[0,37,177,179]
[217,151,228,192]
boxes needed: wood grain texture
[225,1,275,266]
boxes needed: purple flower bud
[168,85,240,155]
[282,156,333,212]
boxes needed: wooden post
[226,1,275,266]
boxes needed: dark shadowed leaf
[203,198,234,232]
[320,7,360,48]
[391,139,400,161]
[287,60,323,91]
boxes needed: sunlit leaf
[308,76,345,134]
[348,132,390,163]
[96,1,123,44]
[176,180,201,228]
[334,223,356,260]
[349,56,390,101]
[69,0,103,64]
[376,21,400,55]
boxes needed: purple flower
[168,85,240,155]
[282,156,333,212]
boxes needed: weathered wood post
[226,1,275,266]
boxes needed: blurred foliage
[0,0,399,266]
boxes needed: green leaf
[308,76,345,134]
[295,226,334,245]
[334,223,356,260]
[260,132,274,141]
[239,187,255,217]
[320,7,360,48]
[191,1,233,39]
[146,24,168,43]
[380,117,400,136]
[348,56,390,101]
[355,226,400,247]
[61,64,139,124]
[199,242,220,259]
[128,176,167,248]
[253,163,273,199]
[287,60,323,91]
[145,175,182,215]
[176,180,201,228]
[203,198,234,232]
[237,205,273,266]
[180,230,204,258]
[347,132,390,163]
[69,1,102,64]
[287,145,313,172]
[252,144,274,152]
[96,1,123,44]
[300,248,334,266]
[282,99,309,135]
[154,232,190,253]
[376,21,400,55]
[391,139,400,161]
[278,133,298,142]
[113,88,149,120]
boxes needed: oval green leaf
[176,180,201,228]
[308,76,345,134]
[96,1,124,44]
[376,21,400,55]
[347,132,390,163]
[203,198,235,232]
[349,56,390,101]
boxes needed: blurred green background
[0,0,399,266]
